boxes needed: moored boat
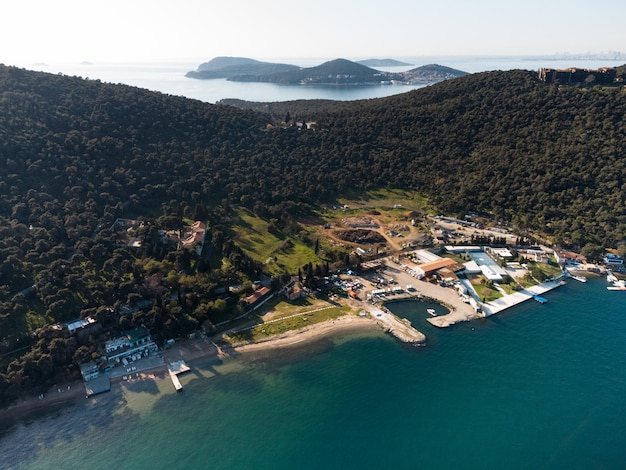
[608,279,626,291]
[565,269,587,283]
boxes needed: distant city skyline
[3,0,625,67]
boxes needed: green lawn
[470,280,503,302]
[224,305,351,343]
[230,207,320,275]
[337,188,432,212]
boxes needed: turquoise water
[2,278,626,469]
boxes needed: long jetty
[366,305,426,345]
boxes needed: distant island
[356,58,413,67]
[186,57,467,85]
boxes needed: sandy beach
[218,314,380,355]
[0,314,381,428]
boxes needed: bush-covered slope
[285,69,626,247]
[2,65,626,249]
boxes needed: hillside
[231,58,395,84]
[1,63,626,405]
[185,56,299,79]
[2,64,626,254]
[401,64,468,83]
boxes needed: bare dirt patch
[341,216,379,228]
[335,229,387,244]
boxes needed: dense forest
[1,63,625,406]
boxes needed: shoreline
[0,272,568,429]
[218,314,380,355]
[0,314,380,429]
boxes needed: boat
[565,269,587,283]
[607,270,618,283]
[533,295,548,304]
[608,279,626,291]
[427,308,436,316]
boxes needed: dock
[368,306,426,345]
[481,280,563,316]
[168,360,190,392]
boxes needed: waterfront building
[555,250,587,266]
[79,361,100,381]
[604,253,624,266]
[105,327,158,363]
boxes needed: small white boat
[565,269,587,283]
[608,279,626,291]
[427,308,436,316]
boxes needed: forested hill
[2,65,626,249]
[296,69,626,248]
[222,69,626,248]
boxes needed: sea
[18,55,625,104]
[2,277,626,469]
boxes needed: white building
[490,247,513,260]
[105,328,158,363]
[66,317,96,335]
[604,254,624,265]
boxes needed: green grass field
[230,207,320,275]
[224,304,351,343]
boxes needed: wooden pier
[168,360,190,392]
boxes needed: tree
[581,243,603,262]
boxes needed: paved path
[481,280,564,316]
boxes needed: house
[555,250,587,265]
[604,254,624,266]
[282,281,305,301]
[245,286,272,307]
[105,327,158,364]
[538,67,616,85]
[79,361,100,381]
[182,221,207,255]
[66,316,97,335]
[416,258,462,277]
[400,256,462,279]
[469,251,508,281]
[489,247,513,260]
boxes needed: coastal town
[2,205,624,423]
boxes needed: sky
[2,0,625,66]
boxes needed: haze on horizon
[2,0,625,67]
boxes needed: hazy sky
[3,0,625,65]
